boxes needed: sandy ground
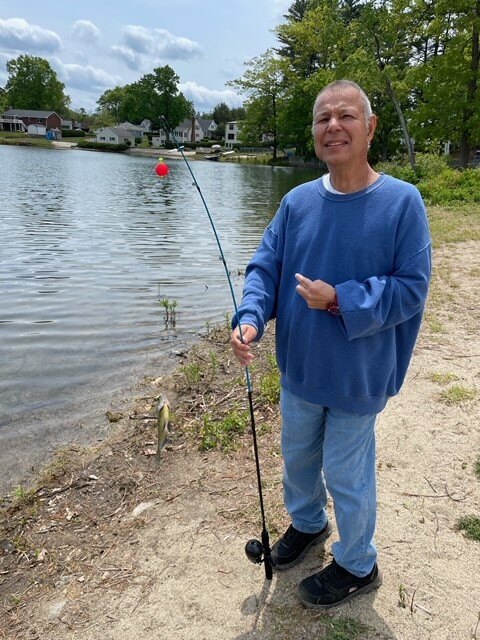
[1,241,479,640]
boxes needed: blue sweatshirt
[235,174,432,414]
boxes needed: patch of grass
[475,458,480,479]
[259,355,281,405]
[427,204,480,246]
[323,618,369,640]
[439,385,477,404]
[0,137,53,148]
[425,312,445,333]
[180,361,203,388]
[429,372,460,385]
[199,409,249,451]
[11,486,37,509]
[456,516,480,542]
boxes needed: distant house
[153,116,218,147]
[95,126,136,146]
[61,119,73,130]
[225,121,242,149]
[198,118,217,139]
[140,119,152,132]
[0,115,27,133]
[118,121,145,139]
[2,108,62,131]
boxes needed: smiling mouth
[325,141,348,148]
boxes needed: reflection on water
[0,145,319,491]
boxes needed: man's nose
[326,116,341,131]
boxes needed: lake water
[0,145,318,493]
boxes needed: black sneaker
[271,521,332,570]
[298,559,382,609]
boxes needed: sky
[0,0,292,114]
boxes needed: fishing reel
[245,535,274,579]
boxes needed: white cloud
[179,81,242,111]
[0,18,61,53]
[121,25,202,60]
[72,20,100,44]
[110,45,143,71]
[52,58,121,91]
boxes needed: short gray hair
[312,80,373,123]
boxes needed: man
[230,80,431,609]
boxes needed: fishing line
[159,117,273,580]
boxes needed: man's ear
[368,114,378,140]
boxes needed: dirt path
[1,242,479,640]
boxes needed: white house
[140,119,152,132]
[198,118,217,138]
[118,121,145,139]
[152,117,218,147]
[225,121,242,149]
[95,127,136,146]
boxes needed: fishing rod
[158,116,273,580]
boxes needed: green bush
[419,168,480,204]
[374,153,480,204]
[77,140,128,152]
[62,129,85,138]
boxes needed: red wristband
[326,291,340,316]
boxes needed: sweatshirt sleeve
[232,213,284,340]
[336,191,432,341]
[336,245,432,340]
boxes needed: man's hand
[295,273,336,309]
[230,324,258,366]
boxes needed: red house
[2,108,62,131]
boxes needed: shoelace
[314,560,346,585]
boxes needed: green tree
[95,65,193,134]
[5,55,70,113]
[0,86,7,113]
[96,86,127,124]
[408,0,480,167]
[228,51,286,160]
[349,1,417,168]
[148,65,193,131]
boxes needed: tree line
[1,55,245,138]
[230,0,479,168]
[2,0,478,167]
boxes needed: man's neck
[328,165,379,194]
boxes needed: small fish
[156,394,170,464]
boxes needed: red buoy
[155,161,169,177]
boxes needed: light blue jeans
[281,387,378,577]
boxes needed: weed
[159,297,177,328]
[259,355,281,405]
[439,385,477,404]
[425,312,445,333]
[456,516,480,542]
[475,458,480,479]
[324,617,369,640]
[429,372,459,385]
[180,361,203,388]
[12,485,36,508]
[209,350,219,378]
[200,410,249,451]
[398,583,408,608]
[224,311,231,333]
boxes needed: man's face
[312,87,376,169]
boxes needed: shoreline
[0,241,479,639]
